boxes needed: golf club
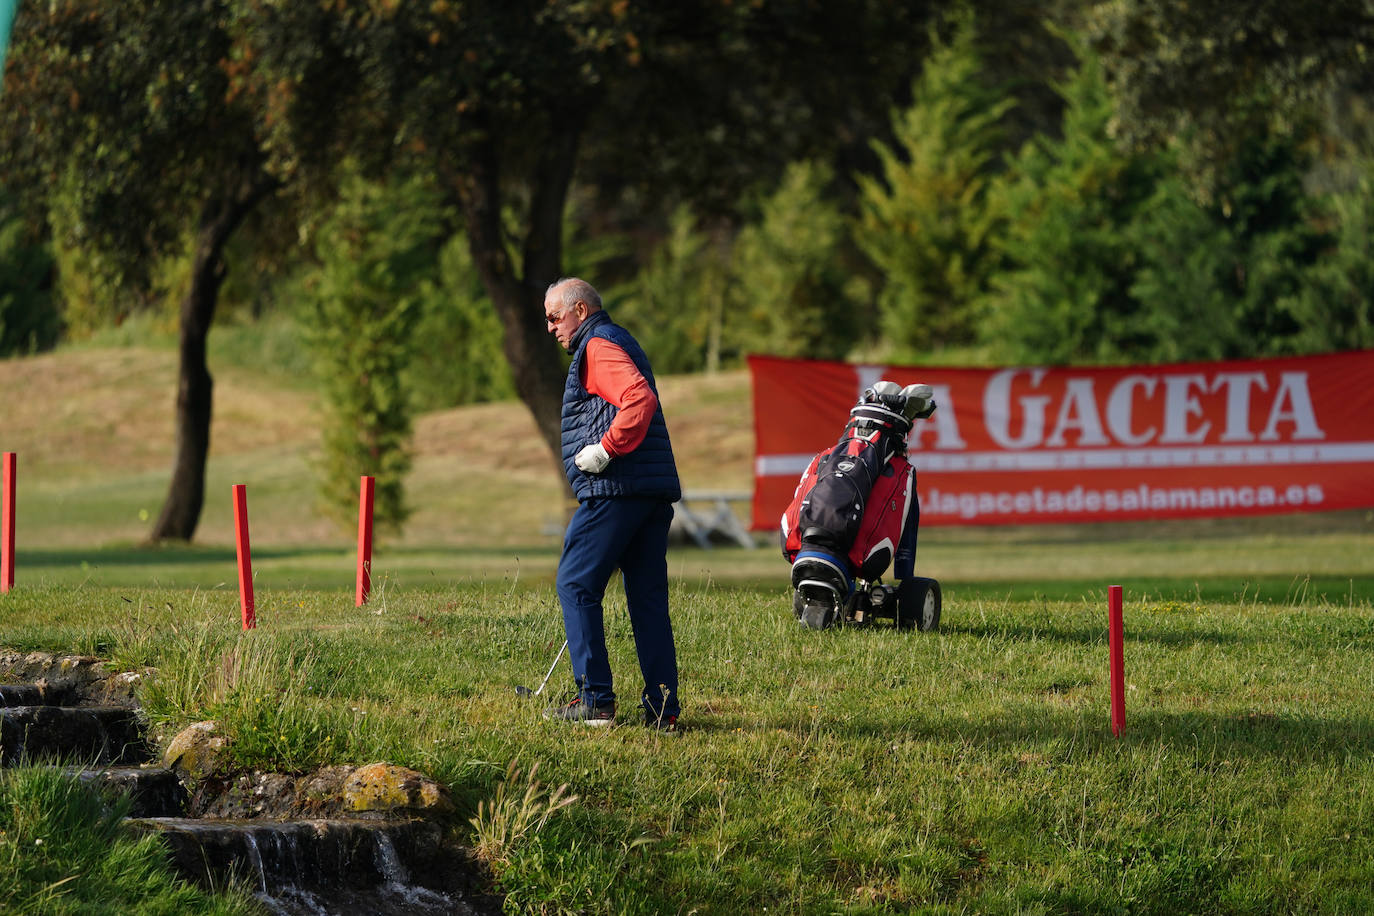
[515,639,567,698]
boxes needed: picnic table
[671,490,756,549]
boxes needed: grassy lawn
[3,574,1373,914]
[3,344,1374,912]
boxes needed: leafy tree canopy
[1085,0,1374,182]
[231,0,946,457]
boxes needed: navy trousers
[556,496,679,718]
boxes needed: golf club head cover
[900,383,936,420]
[866,380,902,401]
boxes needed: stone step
[1,683,71,706]
[128,817,480,915]
[73,765,188,818]
[4,650,496,913]
[1,705,154,766]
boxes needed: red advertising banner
[749,351,1374,528]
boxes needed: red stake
[1108,585,1125,736]
[356,475,375,606]
[233,484,255,630]
[1,452,14,594]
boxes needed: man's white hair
[546,277,602,312]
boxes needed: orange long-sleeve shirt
[580,337,658,457]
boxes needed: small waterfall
[374,831,410,884]
[374,830,461,912]
[242,831,270,896]
[86,709,113,768]
[130,818,472,914]
[250,828,333,916]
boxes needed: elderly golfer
[542,277,682,732]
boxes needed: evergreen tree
[1122,174,1240,361]
[989,43,1338,367]
[983,40,1165,365]
[1125,128,1335,361]
[303,171,443,532]
[1304,167,1374,352]
[611,204,728,376]
[726,161,867,362]
[1211,134,1334,355]
[855,14,1014,357]
[407,234,514,412]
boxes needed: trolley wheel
[897,577,941,632]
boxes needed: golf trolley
[791,558,941,632]
[782,380,943,632]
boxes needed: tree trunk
[449,113,582,463]
[148,170,277,543]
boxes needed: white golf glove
[574,442,611,473]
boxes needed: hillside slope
[0,346,754,548]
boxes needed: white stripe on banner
[756,441,1374,477]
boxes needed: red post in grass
[233,484,255,630]
[1108,585,1125,736]
[1,452,14,594]
[356,475,375,607]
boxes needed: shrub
[302,169,444,532]
[0,195,59,356]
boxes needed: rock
[0,649,150,707]
[343,763,454,815]
[98,669,153,705]
[57,654,102,676]
[164,721,231,778]
[186,764,454,821]
[299,765,353,812]
[2,706,153,766]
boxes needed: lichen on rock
[343,762,455,815]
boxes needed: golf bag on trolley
[780,381,942,631]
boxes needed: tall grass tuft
[138,622,347,773]
[0,766,257,914]
[469,760,578,869]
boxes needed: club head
[514,685,534,698]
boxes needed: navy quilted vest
[561,311,681,502]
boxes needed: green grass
[4,574,1374,914]
[0,765,258,915]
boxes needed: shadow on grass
[18,545,318,567]
[757,707,1374,761]
[945,575,1374,605]
[956,708,1374,761]
[943,620,1245,647]
[17,543,564,569]
[762,612,1244,647]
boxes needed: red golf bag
[780,381,941,631]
